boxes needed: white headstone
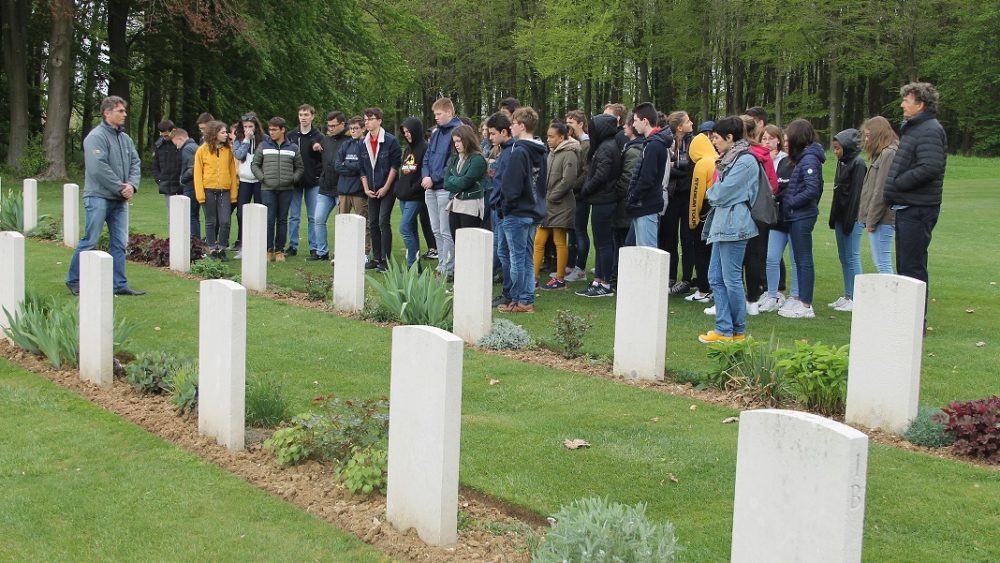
[846,274,926,434]
[732,409,868,563]
[79,251,114,388]
[613,247,670,380]
[386,325,464,546]
[453,228,493,344]
[169,195,191,272]
[0,232,26,339]
[333,213,366,313]
[63,183,79,248]
[197,279,246,451]
[241,203,268,291]
[22,178,38,232]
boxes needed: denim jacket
[704,152,758,243]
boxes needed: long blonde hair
[862,116,899,159]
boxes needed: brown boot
[267,251,275,262]
[275,251,286,262]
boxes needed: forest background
[2,0,998,181]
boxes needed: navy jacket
[319,131,350,197]
[487,139,515,211]
[152,137,182,195]
[335,137,364,196]
[360,128,402,191]
[422,116,462,189]
[178,138,199,191]
[783,142,826,222]
[884,111,947,207]
[626,127,673,218]
[499,138,548,220]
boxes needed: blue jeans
[632,214,659,248]
[313,193,338,256]
[834,221,864,298]
[787,216,817,305]
[235,180,261,245]
[288,185,319,251]
[573,201,591,270]
[399,200,421,267]
[867,223,894,274]
[500,215,537,304]
[66,196,129,290]
[493,209,511,297]
[183,185,202,240]
[766,229,798,297]
[709,239,749,336]
[261,189,293,252]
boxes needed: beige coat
[858,144,898,227]
[543,139,580,229]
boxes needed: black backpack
[749,161,779,226]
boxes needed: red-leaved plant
[127,234,207,267]
[936,395,1000,462]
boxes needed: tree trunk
[79,1,104,149]
[40,0,75,180]
[2,0,30,169]
[828,62,842,147]
[107,0,130,125]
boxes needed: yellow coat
[688,133,718,229]
[193,144,238,204]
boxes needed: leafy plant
[335,442,388,494]
[124,350,193,395]
[551,310,591,359]
[705,334,787,407]
[28,215,60,240]
[17,135,50,176]
[775,340,849,416]
[264,395,390,467]
[2,294,78,368]
[128,233,208,266]
[191,258,233,280]
[246,372,291,427]
[165,364,198,415]
[477,318,531,350]
[533,497,679,562]
[265,426,313,466]
[367,259,452,329]
[360,295,397,323]
[296,268,332,301]
[939,396,1000,462]
[0,189,23,231]
[903,407,955,448]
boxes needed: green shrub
[17,135,50,176]
[775,340,849,415]
[360,295,398,323]
[705,335,787,407]
[533,497,679,562]
[551,310,591,359]
[367,260,452,329]
[265,426,313,465]
[190,258,232,280]
[28,215,60,240]
[264,395,389,467]
[0,188,23,231]
[2,294,78,368]
[335,442,388,494]
[940,396,1000,461]
[124,350,193,394]
[477,318,531,350]
[166,364,198,415]
[903,407,955,448]
[246,372,291,427]
[296,268,332,301]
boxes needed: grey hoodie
[83,120,141,200]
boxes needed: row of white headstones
[2,178,929,560]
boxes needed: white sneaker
[778,296,799,313]
[746,301,760,316]
[779,300,815,319]
[687,290,712,302]
[758,295,780,313]
[564,267,587,282]
[777,292,787,308]
[828,296,848,309]
[834,298,854,312]
[703,305,716,315]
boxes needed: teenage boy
[151,119,181,225]
[498,98,520,118]
[486,112,517,306]
[196,112,214,143]
[421,97,463,277]
[497,106,548,313]
[173,128,202,240]
[360,107,402,272]
[286,104,324,258]
[626,102,673,247]
[251,117,303,262]
[312,111,349,261]
[335,116,371,260]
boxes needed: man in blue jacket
[486,112,516,306]
[66,96,144,296]
[626,102,673,248]
[335,116,371,260]
[360,107,402,272]
[421,97,463,277]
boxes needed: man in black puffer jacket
[884,82,947,321]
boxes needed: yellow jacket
[194,144,238,204]
[688,133,718,228]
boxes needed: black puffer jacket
[580,114,623,205]
[829,128,867,233]
[884,111,946,207]
[152,137,182,195]
[319,131,350,197]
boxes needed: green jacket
[443,153,486,200]
[251,137,304,191]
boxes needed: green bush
[533,497,679,562]
[551,310,591,359]
[775,340,849,416]
[166,364,198,415]
[367,260,452,329]
[296,268,332,301]
[17,135,50,176]
[246,372,291,427]
[0,188,23,231]
[264,395,389,468]
[477,318,531,350]
[335,442,388,494]
[28,215,60,240]
[903,407,955,448]
[190,258,233,280]
[360,295,398,323]
[705,335,787,407]
[124,350,193,395]
[265,426,313,465]
[2,294,78,368]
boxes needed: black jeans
[235,180,262,245]
[572,201,591,270]
[449,211,483,241]
[743,222,769,302]
[419,200,436,251]
[692,222,712,293]
[203,190,233,250]
[590,202,616,281]
[660,193,695,282]
[895,205,940,318]
[368,193,396,262]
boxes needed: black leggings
[449,211,483,241]
[368,193,396,262]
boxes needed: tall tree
[40,0,75,180]
[2,0,30,169]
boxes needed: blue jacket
[499,138,548,220]
[783,142,826,222]
[335,138,364,196]
[360,128,402,191]
[626,127,673,218]
[83,120,141,200]
[704,152,758,243]
[422,117,462,188]
[178,138,199,191]
[487,139,514,210]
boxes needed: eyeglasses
[364,116,379,121]
[241,113,255,121]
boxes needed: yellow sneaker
[733,334,746,341]
[698,330,735,343]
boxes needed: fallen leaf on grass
[650,416,661,423]
[488,378,501,386]
[991,282,997,286]
[722,417,739,424]
[563,439,591,450]
[965,308,976,313]
[689,404,697,411]
[928,352,936,357]
[976,341,986,348]
[659,473,680,486]
[927,326,935,331]
[153,326,161,331]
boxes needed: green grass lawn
[0,360,386,562]
[5,156,1000,561]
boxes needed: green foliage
[17,136,50,177]
[940,396,1000,462]
[166,365,198,415]
[0,189,24,231]
[28,215,60,240]
[477,318,531,350]
[705,335,786,407]
[2,294,79,369]
[775,341,849,416]
[367,260,452,330]
[190,258,233,280]
[533,497,679,562]
[550,310,591,359]
[295,268,331,301]
[335,442,388,495]
[124,351,194,395]
[904,407,955,449]
[246,372,291,428]
[264,426,313,466]
[264,395,390,468]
